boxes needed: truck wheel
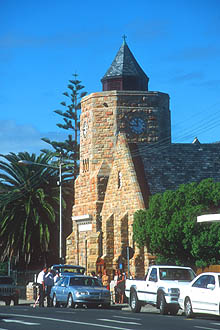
[184,297,194,318]
[130,290,141,313]
[158,293,168,315]
[13,298,19,305]
[169,305,179,315]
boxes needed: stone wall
[101,134,149,277]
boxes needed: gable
[101,134,149,219]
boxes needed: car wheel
[169,305,179,315]
[158,293,168,315]
[184,297,194,318]
[130,290,141,313]
[52,294,59,308]
[5,299,11,306]
[102,303,110,309]
[67,294,75,308]
[87,303,99,309]
[13,298,19,305]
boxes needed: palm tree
[0,151,69,269]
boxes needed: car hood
[70,286,109,292]
[161,280,192,288]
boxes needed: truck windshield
[159,268,195,281]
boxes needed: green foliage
[41,74,86,180]
[0,152,71,268]
[133,179,220,268]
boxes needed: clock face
[83,121,88,137]
[129,116,147,134]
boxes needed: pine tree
[41,74,87,181]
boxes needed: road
[1,305,220,330]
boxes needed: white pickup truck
[125,265,195,315]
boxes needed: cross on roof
[122,34,127,43]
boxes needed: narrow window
[118,171,122,189]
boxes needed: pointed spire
[101,38,149,91]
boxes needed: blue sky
[1,0,220,156]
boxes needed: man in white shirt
[37,267,47,307]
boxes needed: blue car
[50,275,111,308]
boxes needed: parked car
[179,272,220,318]
[51,264,85,276]
[50,275,111,308]
[0,276,19,305]
[125,265,196,314]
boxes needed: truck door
[145,267,158,304]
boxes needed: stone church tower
[66,39,220,276]
[66,39,172,276]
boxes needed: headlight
[168,288,180,294]
[75,291,89,297]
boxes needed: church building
[66,39,220,277]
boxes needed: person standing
[102,269,110,289]
[37,266,47,307]
[114,269,120,303]
[116,269,125,304]
[44,267,54,307]
[54,271,60,284]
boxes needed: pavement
[0,298,129,308]
[0,298,158,313]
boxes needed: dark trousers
[38,284,45,307]
[46,286,52,307]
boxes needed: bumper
[75,298,110,304]
[165,294,179,305]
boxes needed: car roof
[52,264,85,269]
[197,272,220,276]
[62,275,94,278]
[0,275,13,278]
[154,265,193,269]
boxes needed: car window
[84,278,102,287]
[0,277,14,285]
[149,268,158,282]
[192,275,212,288]
[69,277,102,287]
[207,275,215,286]
[62,277,69,286]
[58,278,66,286]
[52,265,85,274]
[69,277,84,286]
[159,268,195,281]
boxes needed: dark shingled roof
[102,40,149,82]
[135,142,220,195]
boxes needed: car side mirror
[207,284,215,290]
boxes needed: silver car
[50,275,111,308]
